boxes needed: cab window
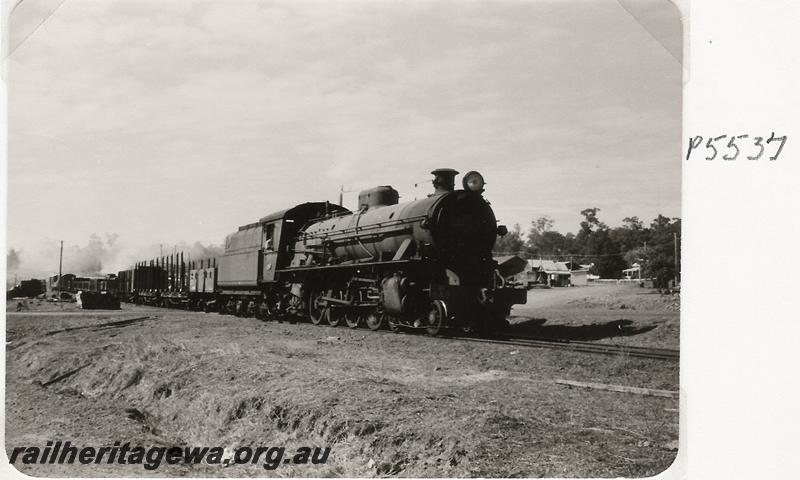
[264,224,275,251]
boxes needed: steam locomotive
[117,169,526,335]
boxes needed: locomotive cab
[217,202,351,291]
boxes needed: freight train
[117,169,527,335]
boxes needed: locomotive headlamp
[462,171,485,192]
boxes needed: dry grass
[6,284,678,477]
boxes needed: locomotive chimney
[431,168,459,195]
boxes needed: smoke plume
[6,234,223,284]
[7,249,21,271]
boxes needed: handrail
[302,214,427,241]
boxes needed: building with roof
[527,259,573,287]
[523,259,591,287]
[570,269,589,286]
[622,263,642,280]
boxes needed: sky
[4,0,682,278]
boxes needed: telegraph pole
[339,185,356,207]
[58,240,63,291]
[641,241,647,280]
[673,232,679,286]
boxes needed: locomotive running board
[279,259,417,272]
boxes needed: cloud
[7,0,682,253]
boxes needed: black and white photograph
[4,0,688,477]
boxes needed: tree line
[494,208,681,286]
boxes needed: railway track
[440,333,679,361]
[347,320,678,361]
[118,306,679,361]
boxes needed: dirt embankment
[6,285,679,477]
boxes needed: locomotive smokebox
[431,168,459,195]
[358,186,399,210]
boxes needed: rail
[441,333,679,361]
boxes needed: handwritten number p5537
[687,133,786,161]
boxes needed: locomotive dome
[358,186,399,210]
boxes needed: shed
[570,269,589,286]
[622,263,642,280]
[527,259,572,287]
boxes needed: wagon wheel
[256,300,271,321]
[426,300,446,336]
[387,315,401,333]
[284,293,303,323]
[341,289,359,328]
[327,289,347,327]
[308,290,327,325]
[345,309,360,329]
[327,308,342,327]
[246,300,257,318]
[364,311,384,331]
[264,292,281,319]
